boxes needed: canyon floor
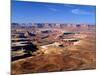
[11,31,96,75]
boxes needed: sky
[11,0,96,24]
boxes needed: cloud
[63,4,74,8]
[49,8,58,11]
[71,9,93,15]
[43,4,58,12]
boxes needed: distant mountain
[11,23,20,26]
